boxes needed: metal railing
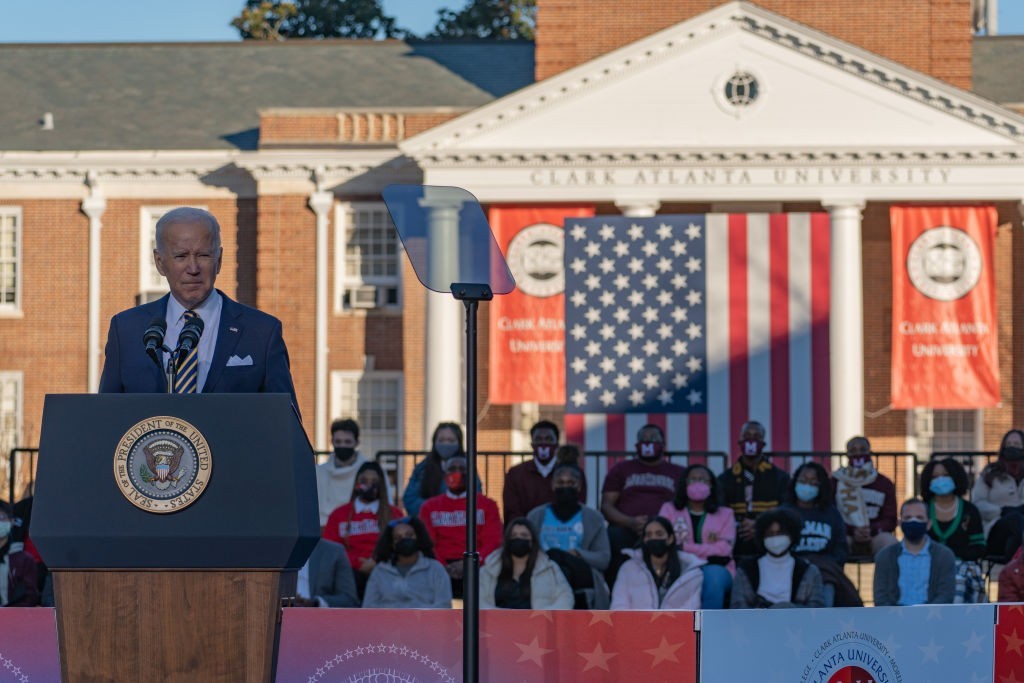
[765,451,921,500]
[6,448,38,504]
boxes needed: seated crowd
[6,420,1024,611]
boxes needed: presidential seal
[906,226,982,301]
[114,417,212,513]
[506,223,564,298]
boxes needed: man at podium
[98,207,299,413]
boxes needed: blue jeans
[700,564,733,609]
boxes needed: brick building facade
[2,1,1024,503]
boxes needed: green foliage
[139,462,154,483]
[232,0,401,40]
[429,0,536,40]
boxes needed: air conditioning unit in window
[348,285,379,309]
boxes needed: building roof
[973,35,1024,107]
[0,40,535,152]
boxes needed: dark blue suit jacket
[98,291,299,414]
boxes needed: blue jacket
[98,291,299,414]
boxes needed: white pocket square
[226,354,253,367]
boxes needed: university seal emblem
[506,222,564,298]
[113,416,212,513]
[906,225,982,301]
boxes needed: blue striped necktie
[173,310,200,394]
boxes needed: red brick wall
[536,0,973,89]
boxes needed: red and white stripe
[566,212,830,478]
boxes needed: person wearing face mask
[972,429,1024,534]
[527,461,611,609]
[782,463,861,607]
[480,519,573,609]
[830,436,898,558]
[730,508,824,609]
[920,457,986,603]
[503,421,588,524]
[322,461,404,598]
[0,500,39,607]
[316,418,394,529]
[717,421,791,562]
[610,516,704,609]
[402,422,480,517]
[363,517,452,608]
[419,456,503,598]
[658,464,735,609]
[873,499,956,606]
[601,424,686,588]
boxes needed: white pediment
[402,1,1024,158]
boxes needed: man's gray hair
[154,207,221,252]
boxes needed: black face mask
[334,447,356,463]
[507,538,532,558]
[553,486,579,508]
[356,483,380,503]
[394,537,419,557]
[644,539,670,558]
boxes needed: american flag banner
[563,214,831,472]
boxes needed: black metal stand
[164,348,179,394]
[452,282,493,683]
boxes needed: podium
[31,393,319,683]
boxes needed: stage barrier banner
[996,604,1024,681]
[890,205,999,408]
[700,604,994,683]
[276,608,697,682]
[488,206,594,405]
[0,608,61,681]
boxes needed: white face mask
[0,521,11,539]
[763,535,791,556]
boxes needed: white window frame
[329,370,404,461]
[333,202,403,313]
[907,408,984,456]
[139,205,208,303]
[0,207,23,314]
[0,371,24,457]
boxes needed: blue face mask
[794,483,819,502]
[929,476,956,496]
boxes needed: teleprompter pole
[452,282,492,683]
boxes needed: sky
[0,0,1020,42]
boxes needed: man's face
[847,438,871,467]
[901,502,928,528]
[154,219,223,310]
[552,470,581,491]
[331,430,358,450]
[738,425,765,457]
[531,427,557,448]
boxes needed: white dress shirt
[164,290,222,392]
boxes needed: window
[330,371,403,460]
[908,408,983,456]
[0,371,23,466]
[0,207,22,312]
[139,205,207,304]
[334,203,401,311]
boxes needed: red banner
[891,205,999,408]
[488,206,594,404]
[277,608,697,682]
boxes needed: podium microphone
[175,314,204,364]
[143,317,167,366]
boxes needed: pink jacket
[657,502,736,575]
[609,548,704,610]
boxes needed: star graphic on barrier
[515,636,555,667]
[325,661,334,670]
[1000,672,1024,683]
[579,642,617,672]
[882,633,902,655]
[1004,628,1024,656]
[926,606,945,621]
[588,611,614,626]
[649,610,676,622]
[962,631,985,656]
[644,636,683,667]
[333,654,343,664]
[307,676,316,683]
[529,609,555,622]
[919,638,942,663]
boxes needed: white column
[824,200,866,449]
[419,194,467,441]
[309,188,334,449]
[82,174,106,393]
[615,199,661,217]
